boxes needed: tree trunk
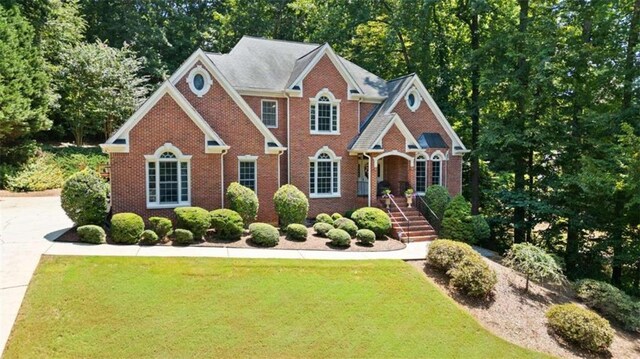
[470,12,481,215]
[565,217,581,279]
[525,273,530,293]
[611,194,625,286]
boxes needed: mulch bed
[56,226,406,252]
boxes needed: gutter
[220,149,228,207]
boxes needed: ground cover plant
[5,256,546,358]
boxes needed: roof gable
[350,113,419,152]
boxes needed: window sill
[309,193,341,199]
[310,131,340,136]
[147,202,191,209]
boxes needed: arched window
[431,154,442,186]
[415,155,427,193]
[145,143,191,208]
[309,89,340,134]
[309,147,341,197]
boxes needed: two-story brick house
[101,36,468,223]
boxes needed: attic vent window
[405,88,421,112]
[187,65,212,97]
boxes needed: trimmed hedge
[149,217,173,239]
[174,207,210,240]
[331,213,342,220]
[173,229,193,245]
[226,182,258,225]
[273,184,308,227]
[427,239,476,271]
[334,217,358,237]
[315,213,334,225]
[546,304,614,353]
[249,223,280,247]
[286,223,308,241]
[356,229,376,245]
[110,213,144,244]
[440,195,474,243]
[313,222,334,237]
[76,225,106,244]
[210,209,244,240]
[575,279,640,332]
[61,170,109,226]
[448,255,497,297]
[351,207,391,238]
[327,228,351,247]
[140,229,159,245]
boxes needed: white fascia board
[371,114,420,151]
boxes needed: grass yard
[4,257,548,358]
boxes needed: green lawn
[5,256,548,358]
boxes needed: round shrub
[210,209,244,240]
[447,255,497,297]
[344,209,356,219]
[249,222,279,247]
[140,229,159,245]
[315,213,334,225]
[110,213,144,244]
[440,195,475,243]
[273,184,308,227]
[427,239,477,271]
[61,170,109,226]
[424,185,451,219]
[331,213,342,220]
[149,217,173,239]
[334,217,358,237]
[351,207,391,238]
[226,182,258,225]
[173,228,193,245]
[174,207,210,240]
[313,222,334,237]
[327,228,351,247]
[546,304,614,353]
[356,229,376,245]
[76,225,106,244]
[575,279,640,332]
[471,215,490,243]
[286,223,308,241]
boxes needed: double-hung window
[431,155,442,186]
[146,144,191,208]
[309,148,340,198]
[309,90,339,134]
[415,155,427,193]
[261,100,277,128]
[238,156,257,192]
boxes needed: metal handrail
[416,195,441,233]
[387,195,411,242]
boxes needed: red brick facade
[106,47,465,224]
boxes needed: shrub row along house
[101,36,468,223]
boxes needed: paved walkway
[0,194,428,354]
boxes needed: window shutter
[148,162,156,203]
[331,105,337,131]
[332,162,338,193]
[180,162,189,201]
[310,105,316,131]
[309,162,315,194]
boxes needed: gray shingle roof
[350,113,397,150]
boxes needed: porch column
[407,162,416,192]
[369,155,377,207]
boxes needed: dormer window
[309,89,340,134]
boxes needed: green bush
[173,229,193,245]
[504,243,564,292]
[60,170,109,226]
[546,304,614,353]
[448,255,497,297]
[344,209,356,219]
[149,217,173,239]
[426,239,476,271]
[174,207,210,240]
[273,184,309,227]
[440,195,475,243]
[225,182,259,225]
[0,164,18,189]
[575,279,640,332]
[424,185,451,219]
[76,225,106,244]
[5,153,65,191]
[334,217,358,237]
[331,213,342,220]
[140,229,159,245]
[356,229,376,245]
[249,223,280,247]
[351,207,391,238]
[286,223,308,241]
[313,222,334,237]
[43,145,108,178]
[316,213,334,225]
[110,213,144,244]
[210,209,244,240]
[472,215,490,243]
[327,228,351,247]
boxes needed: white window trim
[144,143,192,209]
[405,87,422,112]
[237,155,258,194]
[309,88,341,135]
[308,146,341,198]
[186,65,213,97]
[430,153,444,186]
[260,99,278,128]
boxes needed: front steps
[378,197,437,242]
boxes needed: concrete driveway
[0,195,73,355]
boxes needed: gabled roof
[101,82,228,154]
[350,112,420,152]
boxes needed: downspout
[277,150,284,188]
[220,149,228,208]
[363,153,372,207]
[286,95,291,184]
